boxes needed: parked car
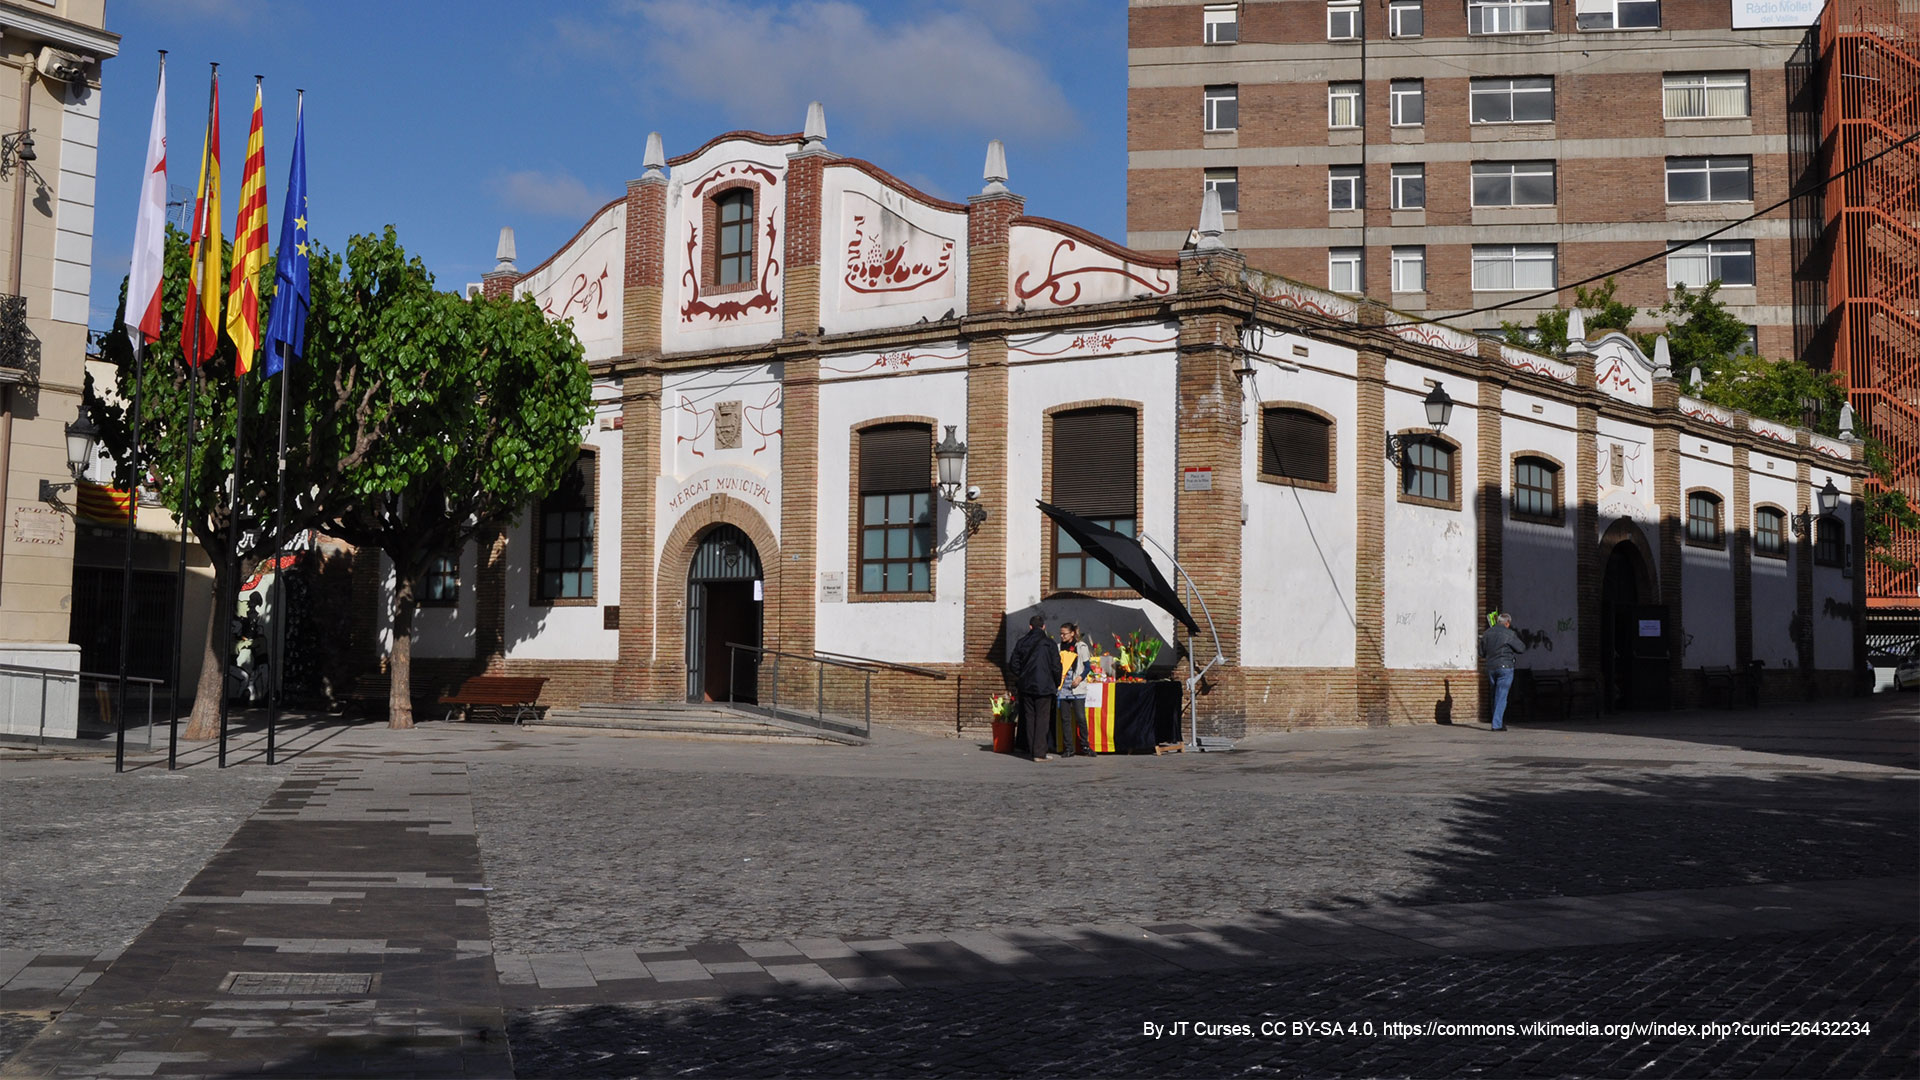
[1896,648,1920,691]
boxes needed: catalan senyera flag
[225,83,268,374]
[76,480,135,528]
[181,72,222,366]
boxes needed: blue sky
[91,0,1126,332]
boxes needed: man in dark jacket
[1478,612,1525,731]
[1007,614,1064,760]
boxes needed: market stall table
[1055,679,1182,753]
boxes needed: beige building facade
[0,0,118,736]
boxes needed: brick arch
[654,494,782,700]
[1597,516,1659,597]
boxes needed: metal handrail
[809,649,948,681]
[724,642,884,741]
[0,661,166,750]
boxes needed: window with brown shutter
[858,423,933,593]
[1261,407,1332,486]
[1051,407,1138,591]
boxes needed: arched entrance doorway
[686,525,762,704]
[1599,530,1668,711]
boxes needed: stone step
[534,702,867,746]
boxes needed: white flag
[125,59,166,343]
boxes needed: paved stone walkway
[0,696,1913,1076]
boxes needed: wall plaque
[714,401,743,450]
[819,571,845,604]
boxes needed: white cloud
[492,170,611,220]
[617,0,1075,137]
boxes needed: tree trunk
[389,573,416,729]
[182,559,231,740]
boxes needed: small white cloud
[492,170,610,220]
[617,0,1075,137]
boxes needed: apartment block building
[1128,0,1818,359]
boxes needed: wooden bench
[339,674,391,718]
[437,676,548,725]
[1698,665,1760,710]
[1523,669,1602,722]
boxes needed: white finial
[803,102,827,149]
[1689,365,1703,390]
[494,227,517,273]
[1653,335,1671,376]
[982,139,1008,195]
[1839,402,1857,441]
[1566,308,1586,344]
[1197,187,1226,251]
[643,132,666,180]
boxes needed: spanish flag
[181,71,221,366]
[76,481,134,528]
[225,82,268,374]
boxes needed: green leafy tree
[1501,278,1638,355]
[311,228,591,728]
[92,227,355,738]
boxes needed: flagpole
[268,341,287,765]
[169,61,218,771]
[114,335,143,774]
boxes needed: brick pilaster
[474,528,507,674]
[1476,373,1506,619]
[624,176,667,355]
[480,270,516,301]
[1794,454,1815,695]
[967,193,1024,314]
[783,150,827,337]
[1731,436,1753,671]
[618,370,661,699]
[1574,358,1602,692]
[1355,347,1389,726]
[777,357,820,664]
[961,336,1011,716]
[1175,250,1248,737]
[1652,420,1685,708]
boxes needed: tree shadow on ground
[1534,696,1918,771]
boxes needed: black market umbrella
[1037,501,1200,634]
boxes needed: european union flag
[263,96,308,375]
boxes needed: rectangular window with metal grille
[538,456,595,602]
[1052,407,1137,591]
[1400,438,1453,503]
[859,424,933,593]
[1262,408,1332,485]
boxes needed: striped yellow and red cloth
[75,481,134,527]
[1052,681,1119,754]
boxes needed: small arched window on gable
[715,189,755,288]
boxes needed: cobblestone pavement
[507,927,1917,1078]
[0,695,1912,1076]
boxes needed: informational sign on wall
[1731,0,1824,28]
[10,505,66,546]
[819,571,845,604]
[1638,619,1663,638]
[1183,468,1214,492]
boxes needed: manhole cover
[220,972,378,996]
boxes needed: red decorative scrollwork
[681,214,782,323]
[1013,238,1172,306]
[542,267,610,323]
[844,215,953,294]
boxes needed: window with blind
[537,454,595,602]
[1051,407,1138,591]
[1512,457,1560,523]
[858,423,933,594]
[715,189,755,287]
[1262,407,1333,486]
[1664,72,1749,119]
[1399,437,1455,504]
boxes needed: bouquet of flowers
[989,693,1015,721]
[1113,630,1162,674]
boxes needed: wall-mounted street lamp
[1384,382,1454,465]
[1790,478,1842,539]
[934,425,988,536]
[1,129,35,179]
[39,402,99,504]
